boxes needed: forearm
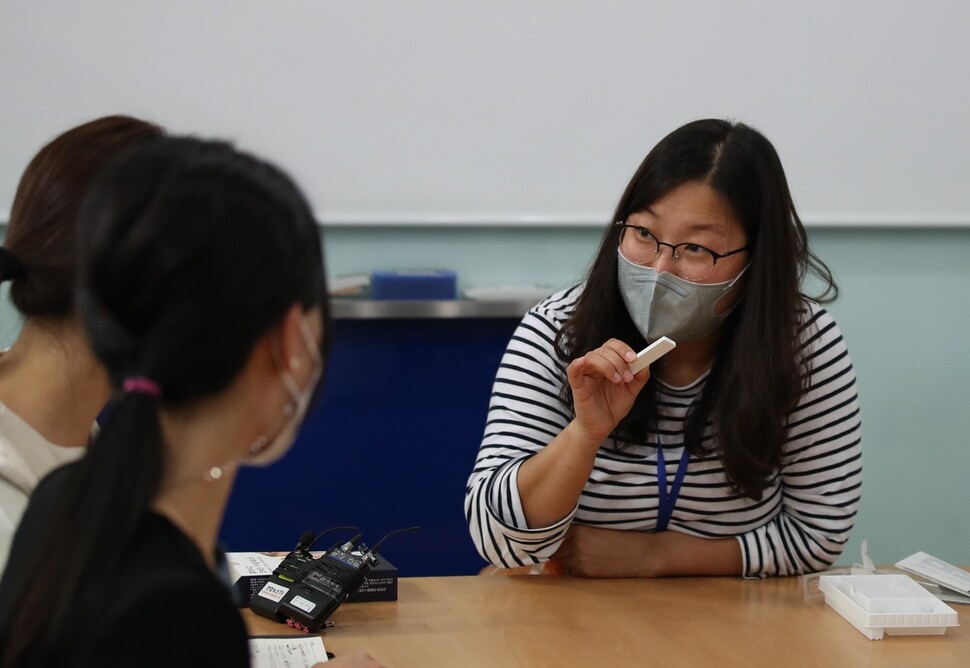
[516,421,601,528]
[555,525,743,578]
[646,531,743,577]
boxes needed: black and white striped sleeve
[737,305,863,576]
[464,289,580,567]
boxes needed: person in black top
[0,137,380,667]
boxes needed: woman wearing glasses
[465,119,862,578]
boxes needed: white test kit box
[818,574,959,640]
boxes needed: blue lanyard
[655,442,690,532]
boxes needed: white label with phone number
[291,595,317,613]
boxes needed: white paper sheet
[249,635,329,667]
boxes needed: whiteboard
[1,0,968,227]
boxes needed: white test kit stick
[629,336,676,374]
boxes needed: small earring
[248,435,268,455]
[282,402,295,417]
[204,466,225,482]
[289,356,301,370]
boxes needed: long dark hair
[557,119,836,499]
[0,115,164,317]
[0,137,329,666]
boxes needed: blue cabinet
[220,304,526,577]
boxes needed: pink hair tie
[121,377,162,399]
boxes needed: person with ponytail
[0,137,380,667]
[466,119,862,579]
[0,115,163,569]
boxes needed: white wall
[2,0,969,226]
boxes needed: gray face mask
[617,249,747,343]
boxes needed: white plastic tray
[818,574,959,640]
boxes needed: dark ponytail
[0,390,166,666]
[0,137,328,666]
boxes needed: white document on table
[249,635,329,667]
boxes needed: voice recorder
[250,526,419,632]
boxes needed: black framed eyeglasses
[615,222,748,282]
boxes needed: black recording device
[248,527,356,622]
[250,526,420,633]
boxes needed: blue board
[220,316,520,577]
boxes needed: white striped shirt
[465,285,862,577]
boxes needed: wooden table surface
[243,574,968,667]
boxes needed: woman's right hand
[566,339,650,443]
[516,338,652,528]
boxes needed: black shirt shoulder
[0,462,249,668]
